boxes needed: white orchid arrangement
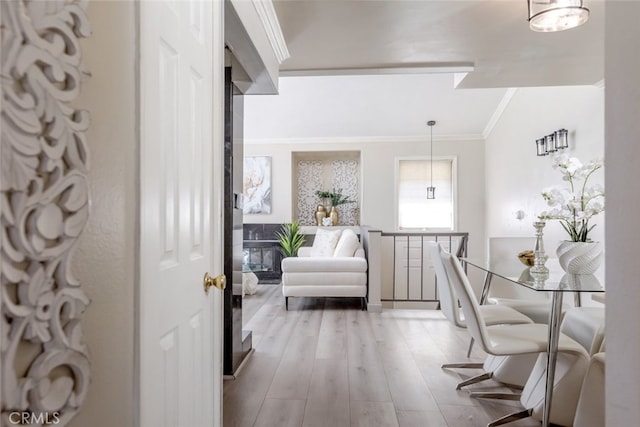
[539,154,605,242]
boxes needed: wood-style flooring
[223,284,540,427]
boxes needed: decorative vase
[556,241,603,274]
[329,206,338,226]
[314,205,327,226]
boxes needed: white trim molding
[1,1,92,424]
[252,0,290,64]
[245,134,485,146]
[281,63,475,77]
[482,88,518,139]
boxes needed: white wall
[244,74,506,139]
[244,139,486,257]
[484,86,605,250]
[605,2,640,424]
[71,2,136,426]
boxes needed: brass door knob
[203,272,226,294]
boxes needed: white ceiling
[272,0,604,89]
[245,1,604,141]
[244,74,509,140]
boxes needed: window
[397,157,456,230]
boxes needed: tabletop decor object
[316,188,354,226]
[517,250,536,267]
[530,221,550,275]
[539,154,604,274]
[314,205,327,226]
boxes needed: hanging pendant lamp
[426,120,436,199]
[527,0,590,32]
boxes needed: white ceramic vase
[556,241,603,274]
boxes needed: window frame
[394,155,458,231]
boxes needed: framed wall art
[243,156,272,214]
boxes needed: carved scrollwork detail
[331,160,359,225]
[1,1,91,424]
[297,160,324,225]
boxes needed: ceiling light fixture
[527,0,590,32]
[426,120,436,200]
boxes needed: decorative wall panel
[1,1,91,424]
[331,160,360,226]
[297,160,324,225]
[294,153,360,226]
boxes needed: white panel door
[139,1,224,426]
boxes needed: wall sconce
[536,128,569,156]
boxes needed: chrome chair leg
[470,391,521,401]
[487,408,532,427]
[466,337,475,357]
[441,362,483,369]
[456,371,493,390]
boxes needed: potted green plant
[315,188,354,207]
[276,221,306,258]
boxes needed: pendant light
[426,120,436,199]
[527,0,590,32]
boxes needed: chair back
[427,242,464,327]
[488,237,547,301]
[440,249,492,353]
[573,352,605,427]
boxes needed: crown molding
[251,0,290,64]
[482,88,518,139]
[245,134,485,145]
[280,63,475,77]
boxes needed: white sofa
[281,228,368,310]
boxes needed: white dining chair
[573,352,605,427]
[440,248,590,426]
[487,308,605,427]
[428,242,537,390]
[560,307,605,356]
[490,308,606,426]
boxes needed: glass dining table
[460,257,605,427]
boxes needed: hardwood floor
[223,285,540,427]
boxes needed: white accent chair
[428,242,537,390]
[281,228,368,310]
[439,249,590,426]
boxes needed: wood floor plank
[350,401,399,427]
[266,333,317,400]
[222,354,281,427]
[223,284,534,427]
[253,399,306,427]
[370,313,440,411]
[346,310,393,403]
[242,284,281,328]
[396,410,448,427]
[253,304,301,358]
[302,359,350,427]
[315,308,347,360]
